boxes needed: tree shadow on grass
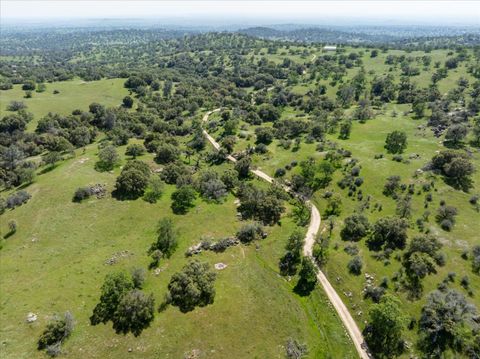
[293,278,316,297]
[3,230,16,240]
[94,161,114,172]
[38,165,57,175]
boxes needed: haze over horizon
[2,0,479,27]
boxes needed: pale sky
[1,1,479,25]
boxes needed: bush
[436,204,458,231]
[143,176,164,203]
[73,187,92,202]
[171,186,196,214]
[149,218,178,259]
[38,312,74,354]
[348,255,363,275]
[97,145,119,171]
[274,168,286,177]
[125,144,145,158]
[131,267,146,289]
[6,190,31,209]
[364,285,386,303]
[285,338,308,359]
[236,222,264,243]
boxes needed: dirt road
[202,109,370,359]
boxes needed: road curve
[202,109,370,359]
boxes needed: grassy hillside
[0,78,128,131]
[0,135,356,358]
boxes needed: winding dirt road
[202,109,370,359]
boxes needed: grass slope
[0,142,356,358]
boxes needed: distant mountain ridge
[238,25,480,45]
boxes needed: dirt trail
[202,109,370,359]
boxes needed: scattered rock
[184,349,201,359]
[26,313,37,323]
[214,263,227,270]
[105,250,133,265]
[89,183,107,199]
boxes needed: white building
[323,45,337,52]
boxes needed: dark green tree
[385,131,407,154]
[149,218,178,258]
[166,260,216,313]
[112,289,155,337]
[364,295,407,358]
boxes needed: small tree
[445,124,468,147]
[294,257,318,295]
[149,218,178,259]
[367,216,408,251]
[338,120,352,140]
[42,151,61,168]
[114,160,150,199]
[112,289,155,337]
[38,312,75,355]
[125,144,146,159]
[97,145,119,171]
[166,260,216,312]
[324,193,342,216]
[418,289,478,357]
[235,156,251,179]
[8,219,17,234]
[347,255,363,275]
[171,186,196,214]
[364,295,407,358]
[122,96,134,108]
[385,131,407,154]
[131,267,146,289]
[90,272,133,325]
[155,144,180,164]
[340,214,370,241]
[236,222,264,243]
[143,176,164,203]
[279,230,304,275]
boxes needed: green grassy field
[0,137,356,358]
[0,78,129,131]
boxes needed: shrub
[143,176,164,203]
[73,187,92,202]
[6,190,31,209]
[236,222,264,243]
[97,145,119,171]
[38,312,74,355]
[125,144,146,158]
[285,338,308,359]
[348,255,363,275]
[171,186,196,214]
[436,204,458,231]
[274,168,286,177]
[149,218,178,259]
[131,267,146,289]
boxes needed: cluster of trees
[90,270,154,337]
[236,183,286,225]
